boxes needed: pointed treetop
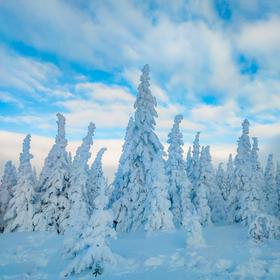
[21,134,33,161]
[55,113,67,146]
[87,122,96,136]
[134,64,157,129]
[73,122,96,167]
[18,134,33,175]
[174,114,183,125]
[95,148,107,163]
[242,119,250,135]
[142,64,150,76]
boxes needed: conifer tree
[216,163,227,201]
[87,148,107,213]
[195,146,212,225]
[166,115,192,227]
[0,161,17,230]
[63,151,117,277]
[240,137,263,225]
[110,117,134,206]
[264,154,277,216]
[185,146,193,180]
[113,65,173,232]
[226,154,234,198]
[231,119,252,223]
[191,132,201,186]
[275,162,280,218]
[4,135,36,232]
[67,123,95,231]
[33,113,70,234]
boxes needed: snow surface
[1,224,280,279]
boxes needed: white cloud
[238,16,280,53]
[0,91,23,107]
[0,46,61,97]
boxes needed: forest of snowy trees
[0,65,280,276]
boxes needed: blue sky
[0,0,280,177]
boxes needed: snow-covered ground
[0,224,280,280]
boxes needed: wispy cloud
[0,0,280,175]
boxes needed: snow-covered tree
[230,119,252,223]
[67,122,95,232]
[185,146,193,180]
[240,137,263,226]
[166,114,183,226]
[4,135,36,232]
[185,212,205,248]
[87,147,107,213]
[264,154,277,216]
[195,146,212,226]
[216,163,227,201]
[191,132,200,186]
[276,162,280,218]
[113,64,173,232]
[145,156,174,233]
[248,214,280,243]
[0,161,17,230]
[33,113,70,234]
[166,115,192,227]
[226,154,234,198]
[63,155,117,277]
[110,117,134,206]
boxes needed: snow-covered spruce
[63,152,118,277]
[195,146,212,226]
[264,154,277,216]
[113,64,174,233]
[248,214,280,243]
[276,162,280,218]
[225,154,234,203]
[33,113,71,234]
[87,147,108,213]
[240,137,264,226]
[189,132,201,203]
[0,161,17,231]
[216,163,227,202]
[110,117,134,206]
[185,212,205,248]
[4,135,36,232]
[230,119,252,223]
[166,115,192,228]
[67,122,95,232]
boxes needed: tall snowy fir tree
[190,132,200,187]
[63,151,117,277]
[276,162,280,218]
[216,163,227,201]
[166,114,192,227]
[230,119,252,223]
[195,146,212,225]
[87,147,107,213]
[0,161,17,230]
[4,135,36,232]
[226,154,234,198]
[113,64,173,233]
[185,146,193,181]
[33,113,71,234]
[67,122,95,232]
[110,117,134,206]
[240,137,263,225]
[264,154,277,216]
